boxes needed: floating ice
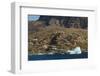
[67,47,82,54]
[38,53,44,55]
[74,47,82,54]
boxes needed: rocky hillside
[28,26,87,55]
[39,16,88,28]
[28,15,88,55]
[28,16,88,31]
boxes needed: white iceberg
[67,47,82,54]
[74,47,82,54]
[38,53,44,55]
[48,52,54,55]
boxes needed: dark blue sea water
[28,52,88,61]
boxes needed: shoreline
[28,52,88,61]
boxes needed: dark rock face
[39,16,88,28]
[28,15,88,31]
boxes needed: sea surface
[28,52,88,61]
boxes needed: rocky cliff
[40,16,88,28]
[28,15,88,31]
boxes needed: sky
[28,15,40,21]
